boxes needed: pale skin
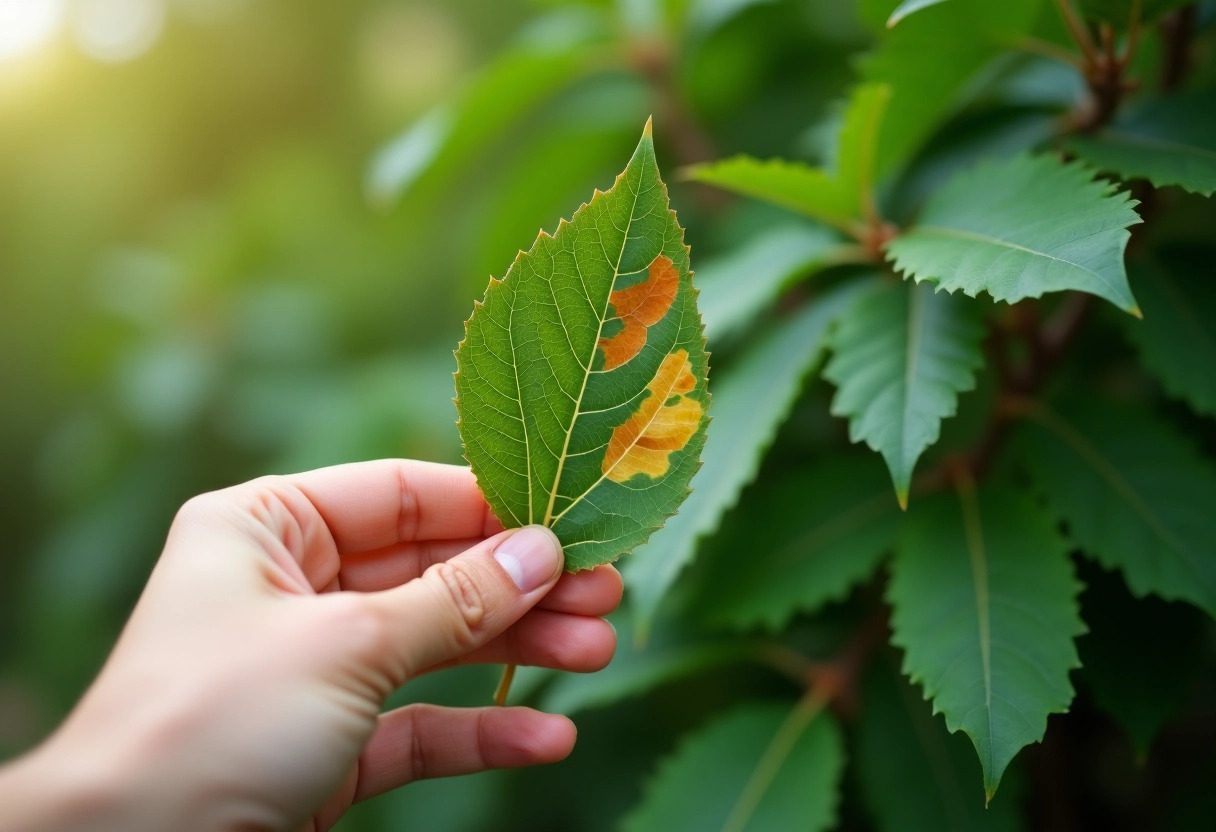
[0,459,621,832]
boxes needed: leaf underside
[888,487,1084,799]
[455,122,709,570]
[886,153,1143,314]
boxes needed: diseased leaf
[1018,401,1216,617]
[1076,562,1209,759]
[859,0,1043,175]
[697,224,848,344]
[626,278,875,637]
[1068,94,1216,197]
[696,454,902,631]
[887,153,1143,314]
[856,658,1022,832]
[455,121,709,570]
[823,280,985,507]
[685,83,891,232]
[889,487,1084,800]
[624,701,844,832]
[886,0,951,28]
[1125,262,1216,417]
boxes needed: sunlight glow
[0,0,64,62]
[71,0,165,63]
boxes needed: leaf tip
[896,490,909,511]
[1128,304,1143,319]
[642,115,653,138]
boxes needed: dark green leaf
[887,153,1143,314]
[1019,401,1216,617]
[1068,94,1216,197]
[823,280,985,507]
[624,701,844,832]
[889,486,1084,799]
[456,122,709,569]
[626,278,875,636]
[856,658,1022,832]
[697,454,901,631]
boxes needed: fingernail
[494,526,563,593]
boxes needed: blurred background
[0,1,871,829]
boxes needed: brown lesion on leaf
[602,349,702,483]
[598,254,679,370]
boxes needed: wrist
[0,742,136,832]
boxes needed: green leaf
[624,701,844,832]
[823,280,985,507]
[1125,262,1216,417]
[1018,401,1216,617]
[697,224,849,344]
[455,121,710,570]
[859,0,1043,175]
[887,153,1143,314]
[1077,0,1194,24]
[886,0,951,28]
[888,486,1084,799]
[685,83,891,232]
[856,658,1022,832]
[1076,562,1210,759]
[696,454,902,631]
[1068,94,1216,197]
[625,278,875,637]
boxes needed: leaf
[856,658,1023,832]
[886,153,1143,314]
[1075,562,1209,759]
[624,701,844,832]
[859,0,1043,175]
[697,224,848,344]
[1125,262,1216,417]
[888,486,1084,800]
[624,278,876,637]
[886,0,951,28]
[455,121,710,570]
[823,280,985,508]
[1018,401,1216,617]
[696,454,902,631]
[685,83,891,232]
[1068,94,1216,197]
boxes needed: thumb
[363,525,564,684]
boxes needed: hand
[1,460,620,832]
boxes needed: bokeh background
[1,1,870,829]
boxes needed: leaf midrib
[1096,127,1216,162]
[956,482,994,785]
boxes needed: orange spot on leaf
[602,349,702,483]
[598,254,679,370]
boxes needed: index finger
[285,459,503,553]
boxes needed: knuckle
[324,594,392,659]
[425,561,487,650]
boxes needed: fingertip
[495,708,577,765]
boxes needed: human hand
[2,460,620,832]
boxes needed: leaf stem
[493,663,517,707]
[1053,0,1098,64]
[1016,36,1085,68]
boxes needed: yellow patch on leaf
[598,254,679,371]
[602,349,702,483]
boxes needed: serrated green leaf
[887,153,1143,314]
[823,280,985,507]
[886,0,951,27]
[685,83,891,231]
[624,701,844,832]
[859,0,1043,175]
[1125,262,1216,417]
[1068,94,1216,197]
[697,224,849,344]
[456,122,709,570]
[889,486,1084,799]
[626,278,875,636]
[856,659,1022,832]
[1018,401,1216,617]
[696,454,901,631]
[1077,0,1194,24]
[1076,562,1209,759]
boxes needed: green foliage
[1077,0,1195,24]
[1019,402,1216,616]
[885,0,951,28]
[823,281,985,505]
[886,153,1143,314]
[624,702,844,832]
[455,123,709,570]
[1068,94,1216,197]
[889,487,1085,798]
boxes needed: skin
[0,459,621,832]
